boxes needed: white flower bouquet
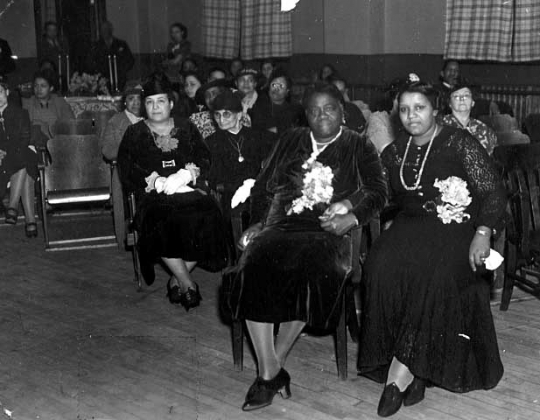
[287,160,334,215]
[69,72,110,96]
[424,176,472,224]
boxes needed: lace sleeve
[454,132,506,229]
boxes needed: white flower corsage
[423,176,472,224]
[409,73,420,83]
[287,161,334,215]
[231,179,256,209]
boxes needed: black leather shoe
[242,368,291,411]
[377,383,405,417]
[178,284,202,311]
[403,377,426,407]
[166,277,182,304]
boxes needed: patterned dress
[442,114,497,155]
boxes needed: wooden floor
[1,221,540,420]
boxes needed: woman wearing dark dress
[230,84,387,411]
[117,74,228,311]
[0,76,39,237]
[206,90,276,256]
[358,81,505,417]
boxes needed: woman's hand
[320,213,358,236]
[238,222,263,251]
[319,200,352,222]
[469,233,491,272]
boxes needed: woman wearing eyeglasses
[441,85,497,155]
[206,90,276,223]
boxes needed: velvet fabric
[229,127,387,329]
[117,118,228,284]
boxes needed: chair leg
[500,241,517,311]
[132,231,142,292]
[232,319,244,371]
[336,289,348,380]
[39,175,50,248]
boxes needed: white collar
[125,109,143,124]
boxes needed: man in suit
[87,21,134,91]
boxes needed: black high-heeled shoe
[242,368,291,411]
[377,382,406,417]
[25,222,38,238]
[166,277,182,304]
[178,284,202,311]
[403,377,426,407]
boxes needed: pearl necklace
[399,126,438,191]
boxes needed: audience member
[330,76,367,133]
[40,21,68,65]
[236,68,266,129]
[319,63,337,83]
[0,38,16,75]
[442,84,497,155]
[259,59,275,91]
[163,22,191,82]
[207,67,227,83]
[87,21,134,90]
[117,73,228,310]
[264,69,307,134]
[229,58,244,80]
[0,76,39,237]
[189,79,229,140]
[183,71,203,105]
[436,59,460,114]
[181,58,198,74]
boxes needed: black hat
[212,90,243,113]
[123,80,143,96]
[142,72,173,99]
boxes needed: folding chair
[38,119,115,251]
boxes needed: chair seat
[47,187,110,205]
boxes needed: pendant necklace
[399,125,438,191]
[227,133,245,163]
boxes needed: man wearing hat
[102,80,142,247]
[189,78,229,139]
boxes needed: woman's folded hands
[319,201,359,236]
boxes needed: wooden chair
[126,192,142,291]
[38,122,115,250]
[494,144,540,310]
[228,217,379,380]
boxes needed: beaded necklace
[399,125,438,191]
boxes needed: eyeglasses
[450,94,472,101]
[270,82,286,89]
[213,110,234,120]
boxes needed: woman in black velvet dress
[230,84,387,411]
[358,81,505,417]
[118,74,227,311]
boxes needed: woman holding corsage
[358,80,505,417]
[229,83,387,411]
[117,73,228,311]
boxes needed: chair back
[52,119,96,136]
[479,114,519,132]
[45,134,110,197]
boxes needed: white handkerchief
[231,179,256,209]
[281,0,300,11]
[485,248,504,271]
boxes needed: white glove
[154,176,166,193]
[163,169,192,195]
[231,179,256,208]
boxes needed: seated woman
[235,68,268,129]
[206,90,276,255]
[102,81,143,246]
[182,71,202,106]
[189,79,228,140]
[229,83,387,411]
[264,69,307,135]
[15,71,74,236]
[0,76,39,236]
[358,80,505,417]
[117,74,228,311]
[441,84,497,155]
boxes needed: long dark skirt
[358,213,504,392]
[136,190,228,284]
[230,214,352,330]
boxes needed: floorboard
[1,223,539,420]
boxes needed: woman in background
[163,22,191,83]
